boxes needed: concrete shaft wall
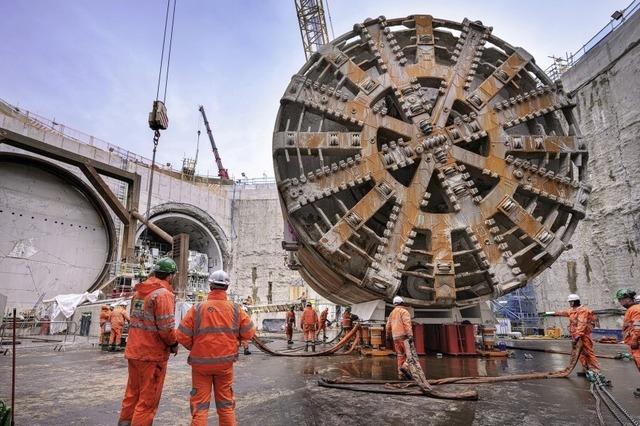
[230,184,300,303]
[0,105,297,309]
[535,11,640,329]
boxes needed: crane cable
[155,0,177,103]
[143,0,178,245]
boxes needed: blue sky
[0,0,630,178]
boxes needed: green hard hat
[154,257,177,274]
[615,288,636,300]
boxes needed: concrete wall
[0,104,301,312]
[535,11,640,329]
[228,182,300,303]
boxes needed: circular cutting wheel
[273,15,589,308]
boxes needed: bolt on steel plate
[273,15,590,308]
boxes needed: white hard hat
[393,296,404,305]
[208,270,230,288]
[634,294,640,303]
[567,294,580,302]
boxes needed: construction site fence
[0,319,79,344]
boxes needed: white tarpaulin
[43,291,100,333]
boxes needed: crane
[198,105,229,179]
[294,0,330,60]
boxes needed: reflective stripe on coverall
[385,306,413,374]
[176,289,256,426]
[119,277,178,426]
[110,306,130,345]
[301,306,318,342]
[555,305,600,372]
[622,304,640,371]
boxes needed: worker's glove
[169,343,179,356]
[631,341,639,350]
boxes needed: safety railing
[0,319,79,347]
[1,97,277,184]
[545,0,639,80]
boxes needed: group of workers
[115,257,255,426]
[284,303,330,351]
[110,254,640,425]
[99,301,130,351]
[543,289,640,395]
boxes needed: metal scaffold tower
[294,0,330,60]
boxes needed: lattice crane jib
[273,15,590,309]
[295,0,330,60]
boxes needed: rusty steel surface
[273,15,590,308]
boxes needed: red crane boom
[198,105,229,179]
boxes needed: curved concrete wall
[0,154,115,309]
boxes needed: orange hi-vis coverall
[99,306,110,344]
[385,306,413,375]
[118,277,178,426]
[622,303,640,371]
[555,306,600,372]
[317,308,328,339]
[110,305,131,346]
[176,289,256,426]
[301,306,318,342]
[341,311,353,331]
[285,311,296,342]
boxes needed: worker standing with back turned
[118,257,179,426]
[544,294,601,379]
[176,270,256,426]
[110,302,131,351]
[386,296,414,379]
[301,302,318,352]
[615,288,640,397]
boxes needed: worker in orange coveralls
[99,304,110,345]
[109,301,131,351]
[342,306,353,333]
[316,307,329,342]
[285,306,296,345]
[615,288,640,397]
[176,270,256,426]
[118,257,179,426]
[385,296,414,379]
[545,294,600,375]
[300,302,318,352]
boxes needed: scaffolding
[491,284,540,335]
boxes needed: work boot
[244,347,251,355]
[312,344,316,353]
[109,345,116,352]
[304,342,309,352]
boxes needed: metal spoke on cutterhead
[274,14,589,308]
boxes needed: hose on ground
[505,344,621,360]
[251,325,361,357]
[320,340,584,397]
